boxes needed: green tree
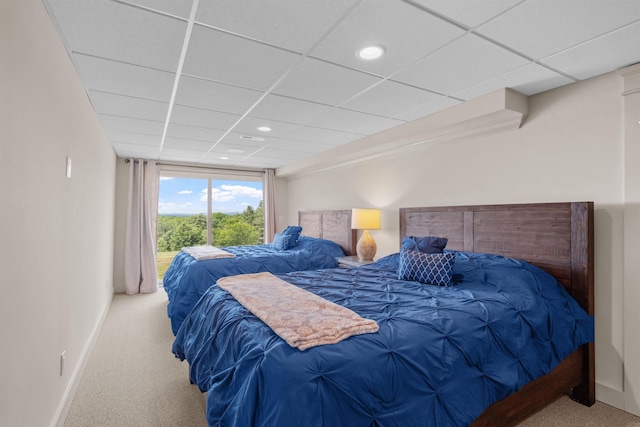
[253,201,264,240]
[168,222,206,250]
[215,221,261,246]
[187,213,207,230]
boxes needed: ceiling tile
[477,0,640,60]
[165,123,225,142]
[233,117,304,140]
[174,76,264,114]
[170,104,241,130]
[107,131,162,147]
[162,137,215,151]
[99,115,165,135]
[215,132,270,151]
[210,142,255,156]
[73,54,175,102]
[225,157,285,169]
[250,147,307,161]
[283,126,364,146]
[310,0,465,77]
[159,147,207,158]
[393,33,530,94]
[342,80,444,117]
[123,0,194,18]
[452,63,574,100]
[541,21,640,80]
[183,25,302,90]
[194,0,360,53]
[89,91,169,121]
[266,139,335,154]
[46,0,186,71]
[310,108,404,134]
[272,57,382,106]
[249,95,335,124]
[409,0,522,28]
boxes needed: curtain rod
[123,158,269,173]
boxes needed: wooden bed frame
[298,210,357,256]
[399,202,594,426]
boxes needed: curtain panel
[263,169,276,243]
[124,159,159,294]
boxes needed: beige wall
[621,64,640,415]
[0,1,116,426]
[281,71,636,413]
[113,159,130,293]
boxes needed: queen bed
[163,209,356,334]
[172,202,595,426]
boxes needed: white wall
[0,1,116,426]
[281,71,636,413]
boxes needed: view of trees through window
[156,174,264,281]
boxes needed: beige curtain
[263,169,277,243]
[124,159,159,294]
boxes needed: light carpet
[63,290,640,427]
[63,291,206,427]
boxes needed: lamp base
[356,230,377,261]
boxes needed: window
[155,166,264,280]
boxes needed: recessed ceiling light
[257,126,272,132]
[219,156,229,160]
[226,148,245,154]
[356,45,385,60]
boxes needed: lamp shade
[351,208,381,230]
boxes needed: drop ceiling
[42,0,640,171]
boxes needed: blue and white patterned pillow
[398,249,455,286]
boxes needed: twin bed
[163,210,356,334]
[168,202,595,426]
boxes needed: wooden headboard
[399,202,595,421]
[298,210,357,256]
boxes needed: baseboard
[596,381,626,410]
[51,292,114,427]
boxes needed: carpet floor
[63,290,640,426]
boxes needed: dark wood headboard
[298,210,357,256]
[399,202,593,314]
[399,202,594,414]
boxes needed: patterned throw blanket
[181,245,236,261]
[217,272,379,350]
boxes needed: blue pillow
[273,233,296,251]
[401,236,448,254]
[281,226,301,245]
[398,249,455,286]
[282,226,302,235]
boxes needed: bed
[163,209,356,334]
[172,202,595,426]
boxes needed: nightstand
[337,255,375,268]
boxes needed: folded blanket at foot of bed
[181,245,236,261]
[217,272,379,350]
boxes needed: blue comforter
[163,236,345,334]
[173,251,594,427]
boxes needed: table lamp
[351,208,381,261]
